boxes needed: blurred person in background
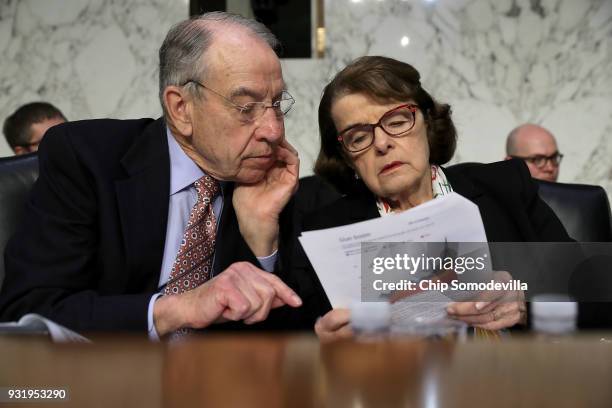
[3,102,67,155]
[505,123,562,182]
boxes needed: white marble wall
[1,0,611,198]
[0,0,186,155]
[283,0,612,197]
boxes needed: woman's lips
[379,161,404,174]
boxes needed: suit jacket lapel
[444,165,525,241]
[115,118,170,290]
[346,183,380,223]
[212,183,259,277]
[443,165,483,202]
[347,195,380,223]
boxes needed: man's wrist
[257,249,278,272]
[241,226,279,257]
[153,294,182,337]
[148,293,164,341]
[251,239,278,257]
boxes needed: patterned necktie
[164,175,219,296]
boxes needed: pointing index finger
[259,271,302,308]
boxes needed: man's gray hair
[158,11,280,117]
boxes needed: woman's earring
[354,172,360,180]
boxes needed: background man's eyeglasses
[182,80,295,123]
[511,152,564,168]
[14,142,40,149]
[337,104,418,153]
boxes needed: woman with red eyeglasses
[289,56,572,342]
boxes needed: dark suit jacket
[0,118,291,332]
[290,159,574,327]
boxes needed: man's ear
[504,156,513,161]
[13,146,26,156]
[163,85,193,137]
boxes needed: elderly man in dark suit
[0,12,304,338]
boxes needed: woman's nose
[373,126,393,153]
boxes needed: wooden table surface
[1,333,611,408]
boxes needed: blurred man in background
[505,123,562,182]
[3,102,67,155]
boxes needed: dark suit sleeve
[281,203,346,331]
[0,126,152,332]
[273,179,343,331]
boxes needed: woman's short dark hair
[315,56,456,194]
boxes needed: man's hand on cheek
[233,140,299,256]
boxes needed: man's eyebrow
[228,83,288,101]
[228,87,262,100]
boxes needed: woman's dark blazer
[289,159,573,328]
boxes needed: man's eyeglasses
[511,152,564,168]
[337,104,418,153]
[182,80,295,123]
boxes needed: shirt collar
[166,127,205,195]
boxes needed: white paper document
[0,313,91,343]
[298,193,489,321]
